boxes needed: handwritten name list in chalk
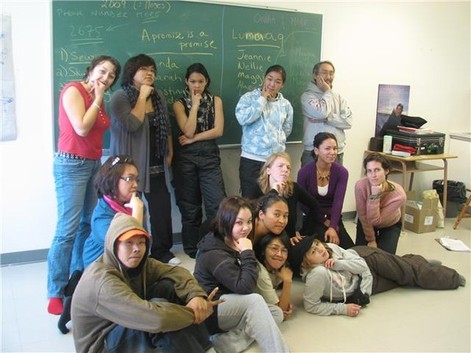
[52,0,322,146]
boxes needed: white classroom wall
[1,0,470,257]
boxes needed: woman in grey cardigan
[110,53,180,265]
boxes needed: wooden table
[364,151,458,228]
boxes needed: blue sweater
[236,88,293,161]
[82,198,116,268]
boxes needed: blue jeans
[47,155,100,298]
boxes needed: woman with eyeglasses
[288,236,466,317]
[58,155,144,334]
[47,55,121,315]
[355,152,406,254]
[172,63,226,258]
[251,192,294,320]
[194,196,290,353]
[110,54,180,265]
[254,232,293,321]
[82,155,144,268]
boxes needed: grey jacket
[301,243,372,316]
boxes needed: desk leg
[409,173,415,191]
[400,161,407,230]
[443,159,448,219]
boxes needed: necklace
[84,82,106,125]
[317,168,330,182]
[96,105,106,125]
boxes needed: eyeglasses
[138,66,156,74]
[318,70,335,77]
[120,176,139,183]
[267,246,288,256]
[110,156,130,168]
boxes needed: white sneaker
[168,257,182,266]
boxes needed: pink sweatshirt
[354,177,406,242]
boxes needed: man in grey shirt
[300,61,353,166]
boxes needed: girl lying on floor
[288,236,466,317]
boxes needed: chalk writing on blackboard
[52,1,322,146]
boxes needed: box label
[424,216,434,226]
[405,214,414,223]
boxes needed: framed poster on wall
[375,84,410,137]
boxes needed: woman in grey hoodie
[289,236,465,317]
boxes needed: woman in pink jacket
[355,152,406,254]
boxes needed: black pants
[105,279,212,353]
[355,220,402,254]
[302,214,355,249]
[145,173,174,263]
[238,157,264,199]
[174,141,226,256]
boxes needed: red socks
[48,297,63,315]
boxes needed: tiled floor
[1,219,470,352]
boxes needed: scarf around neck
[122,83,168,159]
[104,195,132,216]
[181,87,215,133]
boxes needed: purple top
[297,161,349,230]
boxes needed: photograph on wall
[375,84,410,137]
[1,14,17,142]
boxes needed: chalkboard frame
[52,0,322,148]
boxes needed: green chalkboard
[52,0,322,147]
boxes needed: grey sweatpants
[211,293,289,353]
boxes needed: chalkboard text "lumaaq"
[231,29,284,43]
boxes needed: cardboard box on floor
[404,191,438,233]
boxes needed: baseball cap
[118,229,150,242]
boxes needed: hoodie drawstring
[328,269,347,303]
